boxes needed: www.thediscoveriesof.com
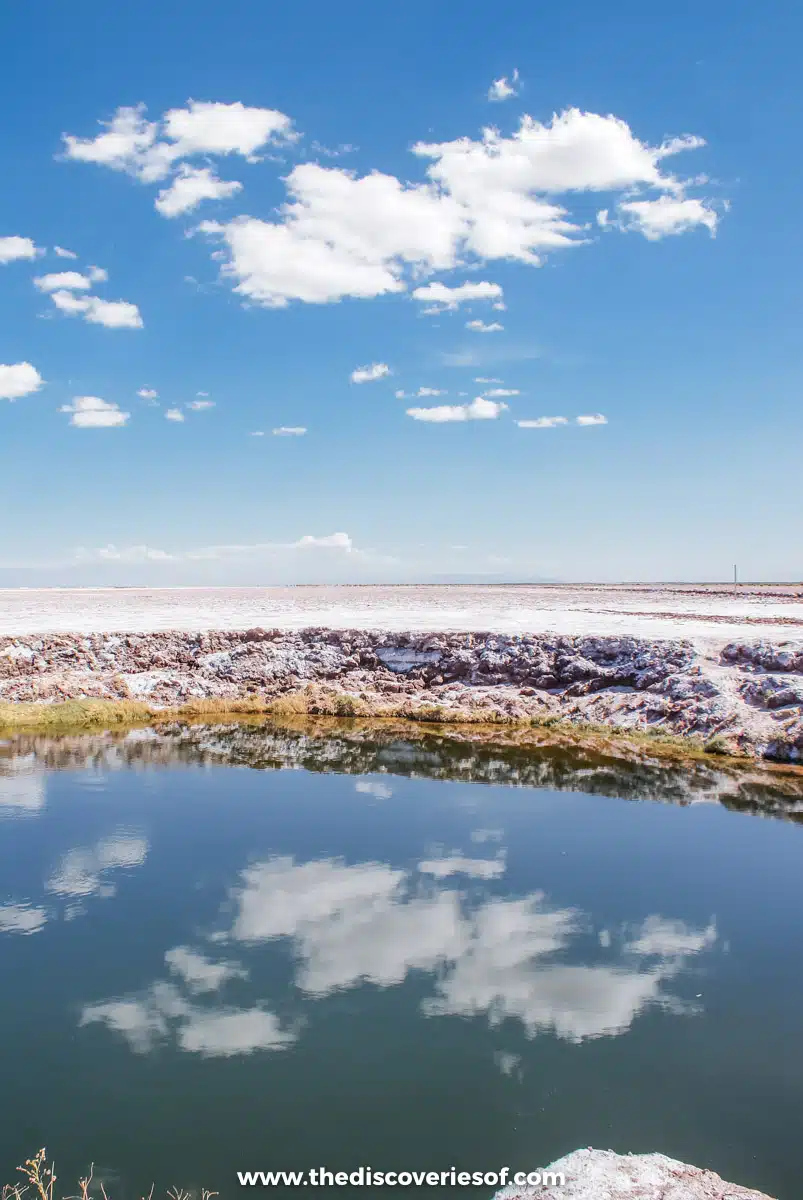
[238,1167,565,1188]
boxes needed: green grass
[0,687,795,774]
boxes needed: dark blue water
[1,723,801,1199]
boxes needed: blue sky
[1,0,801,585]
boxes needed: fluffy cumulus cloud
[0,362,44,401]
[601,195,721,240]
[137,387,158,400]
[272,425,306,435]
[155,165,243,217]
[350,362,390,384]
[487,69,520,102]
[199,107,717,308]
[0,235,40,263]
[219,853,717,1042]
[60,395,130,427]
[62,100,296,216]
[165,408,185,422]
[411,280,504,310]
[47,275,143,329]
[407,396,508,423]
[483,387,519,397]
[80,981,295,1057]
[187,399,215,410]
[576,413,607,425]
[34,270,93,292]
[64,101,720,313]
[53,245,77,259]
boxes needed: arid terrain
[1,582,802,641]
[1,589,801,761]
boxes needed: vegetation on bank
[0,688,795,773]
[2,1149,214,1200]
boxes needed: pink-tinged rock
[494,1148,775,1199]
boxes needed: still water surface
[1,723,802,1198]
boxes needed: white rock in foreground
[495,1149,776,1199]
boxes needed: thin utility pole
[733,564,738,586]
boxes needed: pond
[1,721,802,1199]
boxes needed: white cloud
[155,165,243,217]
[50,289,92,314]
[69,104,717,312]
[625,916,717,959]
[187,399,215,410]
[517,416,568,428]
[354,780,393,800]
[54,245,78,259]
[466,320,504,333]
[249,431,265,437]
[0,362,44,401]
[272,425,306,435]
[227,856,467,997]
[50,290,143,328]
[60,395,130,428]
[411,280,504,310]
[418,855,506,879]
[84,297,143,328]
[0,760,46,812]
[34,271,93,292]
[80,982,295,1058]
[0,236,39,263]
[178,1008,296,1056]
[88,265,108,283]
[75,531,361,565]
[350,362,391,383]
[483,388,519,397]
[399,387,446,398]
[77,544,173,563]
[199,160,465,307]
[46,833,148,898]
[62,100,295,186]
[137,387,158,400]
[487,69,520,102]
[165,946,247,993]
[162,99,295,161]
[614,195,719,240]
[407,396,508,422]
[62,105,162,175]
[475,377,502,383]
[0,903,48,935]
[222,854,716,1041]
[165,408,185,422]
[576,413,607,425]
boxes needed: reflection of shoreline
[3,719,803,820]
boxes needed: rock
[493,1148,775,1199]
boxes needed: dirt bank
[1,628,801,762]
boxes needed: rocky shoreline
[1,627,802,762]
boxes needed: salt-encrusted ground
[494,1148,775,1198]
[2,583,802,641]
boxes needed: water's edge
[1,627,802,762]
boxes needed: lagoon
[1,723,801,1199]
